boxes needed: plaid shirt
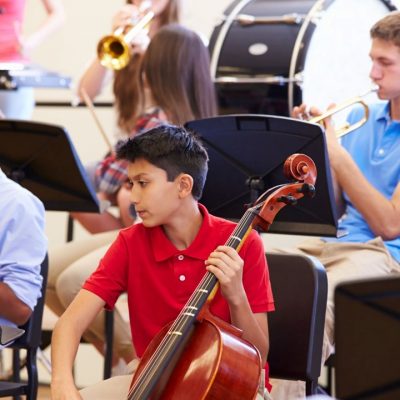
[95,107,167,194]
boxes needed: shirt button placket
[177,255,185,283]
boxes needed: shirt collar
[151,203,214,262]
[376,102,391,123]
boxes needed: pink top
[0,0,27,62]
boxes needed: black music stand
[335,276,400,400]
[186,114,339,236]
[0,120,100,212]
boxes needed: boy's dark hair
[116,125,209,200]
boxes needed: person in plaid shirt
[71,24,217,233]
[46,25,217,374]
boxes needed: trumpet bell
[97,34,131,70]
[97,8,154,71]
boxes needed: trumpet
[308,87,377,137]
[97,5,154,70]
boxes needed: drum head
[209,0,398,117]
[302,0,398,115]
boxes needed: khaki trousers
[80,360,272,399]
[46,230,133,360]
[270,237,400,400]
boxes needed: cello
[127,153,317,400]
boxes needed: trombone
[308,87,377,137]
[97,4,154,70]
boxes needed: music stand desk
[186,114,338,236]
[0,119,99,212]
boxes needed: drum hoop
[287,0,329,114]
[288,0,397,114]
[378,0,398,11]
[210,0,253,80]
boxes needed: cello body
[130,309,261,400]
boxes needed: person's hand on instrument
[292,103,323,120]
[205,246,246,305]
[111,4,150,56]
[111,4,139,32]
[294,103,344,166]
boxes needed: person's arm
[325,123,400,240]
[51,289,105,400]
[205,246,269,364]
[292,103,346,217]
[76,57,112,101]
[0,283,32,326]
[20,0,65,54]
[0,188,46,326]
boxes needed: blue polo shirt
[333,102,400,262]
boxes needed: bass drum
[209,0,398,117]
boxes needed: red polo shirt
[84,203,274,385]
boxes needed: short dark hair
[370,11,400,48]
[116,125,209,200]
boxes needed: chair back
[0,254,48,400]
[12,254,48,350]
[335,275,400,400]
[266,252,327,395]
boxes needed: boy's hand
[205,246,246,306]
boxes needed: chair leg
[321,353,335,395]
[103,310,114,380]
[306,380,319,396]
[66,215,75,242]
[12,349,21,400]
[26,348,38,400]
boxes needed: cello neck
[127,207,258,400]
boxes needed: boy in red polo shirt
[51,125,274,400]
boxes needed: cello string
[127,208,258,397]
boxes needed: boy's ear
[177,174,194,198]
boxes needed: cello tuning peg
[297,183,316,198]
[278,195,297,205]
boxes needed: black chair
[334,275,400,400]
[0,254,49,400]
[266,252,328,396]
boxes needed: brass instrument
[309,87,377,137]
[97,5,154,70]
